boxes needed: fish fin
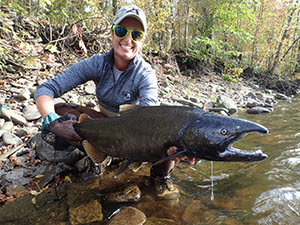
[114,160,134,178]
[82,140,107,165]
[119,104,141,112]
[152,149,188,166]
[129,162,143,172]
[78,113,90,123]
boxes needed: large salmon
[73,105,268,165]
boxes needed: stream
[0,96,299,224]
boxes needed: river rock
[2,132,23,145]
[215,95,238,114]
[5,168,31,186]
[108,206,146,225]
[23,104,41,121]
[145,217,177,225]
[69,200,103,225]
[15,126,39,138]
[16,88,31,100]
[107,183,142,202]
[247,107,272,114]
[245,99,264,108]
[6,185,27,196]
[0,108,27,126]
[182,200,210,224]
[1,121,14,131]
[84,80,96,95]
[275,93,291,101]
[247,92,257,100]
[0,118,5,128]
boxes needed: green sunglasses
[112,25,144,42]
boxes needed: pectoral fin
[152,149,188,166]
[114,160,134,178]
[82,140,107,165]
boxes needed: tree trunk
[251,0,264,66]
[269,0,299,75]
[184,3,190,51]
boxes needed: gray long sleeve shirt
[34,49,158,112]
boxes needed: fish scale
[74,105,268,165]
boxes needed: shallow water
[173,95,300,224]
[0,96,299,224]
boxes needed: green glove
[41,112,60,133]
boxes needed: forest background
[0,0,300,93]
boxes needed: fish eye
[221,129,228,135]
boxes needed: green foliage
[1,0,299,78]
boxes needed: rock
[5,168,31,186]
[16,88,31,100]
[0,107,27,126]
[84,81,96,95]
[171,96,203,108]
[14,126,39,138]
[108,206,146,225]
[247,107,272,114]
[74,156,91,172]
[145,217,177,225]
[255,92,265,101]
[69,200,103,225]
[182,200,209,224]
[2,132,23,145]
[6,185,27,196]
[36,141,85,165]
[107,184,142,202]
[0,118,5,128]
[23,104,41,121]
[207,107,229,115]
[245,99,264,108]
[215,95,238,114]
[1,121,14,131]
[275,93,291,101]
[247,92,257,100]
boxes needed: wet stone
[145,217,177,225]
[6,185,27,196]
[69,200,103,225]
[108,206,146,225]
[247,107,272,114]
[107,183,142,202]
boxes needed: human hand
[167,146,196,165]
[42,114,82,148]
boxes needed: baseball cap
[113,5,147,32]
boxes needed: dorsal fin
[78,113,90,123]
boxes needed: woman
[35,5,183,200]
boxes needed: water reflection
[253,185,300,225]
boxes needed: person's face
[111,17,145,68]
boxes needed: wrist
[41,112,60,131]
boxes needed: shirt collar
[105,48,141,70]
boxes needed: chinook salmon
[74,105,268,167]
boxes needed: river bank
[0,7,299,223]
[0,51,297,223]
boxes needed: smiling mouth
[121,44,133,50]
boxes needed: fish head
[182,113,269,162]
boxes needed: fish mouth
[218,127,269,162]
